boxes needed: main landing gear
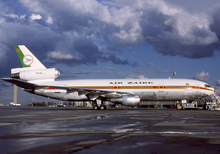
[93,100,107,110]
[93,105,107,110]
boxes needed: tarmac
[0,106,220,154]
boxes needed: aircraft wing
[1,78,130,100]
[45,85,129,100]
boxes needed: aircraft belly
[45,91,66,100]
[63,92,88,101]
[33,85,208,102]
[138,92,155,100]
[137,90,203,101]
[34,88,66,100]
[34,89,88,101]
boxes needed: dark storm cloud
[0,3,137,77]
[0,0,139,78]
[0,0,220,78]
[210,9,220,51]
[46,36,138,67]
[140,11,172,38]
[138,2,220,58]
[99,53,138,67]
[110,0,220,58]
[150,36,216,58]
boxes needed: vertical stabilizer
[14,45,46,69]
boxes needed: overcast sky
[0,0,220,105]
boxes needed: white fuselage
[32,78,214,102]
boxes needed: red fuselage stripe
[44,86,214,92]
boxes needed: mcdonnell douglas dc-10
[1,45,215,110]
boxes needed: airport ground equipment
[10,102,21,106]
[176,100,198,110]
[176,103,183,110]
[182,101,198,110]
[57,102,65,107]
[206,94,220,110]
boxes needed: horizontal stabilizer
[1,78,39,89]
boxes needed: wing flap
[47,85,126,99]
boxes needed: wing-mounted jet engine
[111,94,140,106]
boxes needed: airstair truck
[206,94,220,110]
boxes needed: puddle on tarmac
[134,130,220,136]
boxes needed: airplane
[1,45,215,110]
[10,102,21,107]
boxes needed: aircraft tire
[100,105,106,110]
[93,105,99,110]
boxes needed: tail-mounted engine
[10,68,60,81]
[111,94,140,106]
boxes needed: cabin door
[113,82,118,91]
[159,83,164,92]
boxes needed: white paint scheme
[10,102,21,106]
[32,78,214,102]
[19,68,60,81]
[2,45,215,109]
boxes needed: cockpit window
[205,84,212,88]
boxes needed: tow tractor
[176,100,198,110]
[182,101,198,110]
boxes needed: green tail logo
[14,45,31,67]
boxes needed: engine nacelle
[111,95,140,106]
[11,68,60,81]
